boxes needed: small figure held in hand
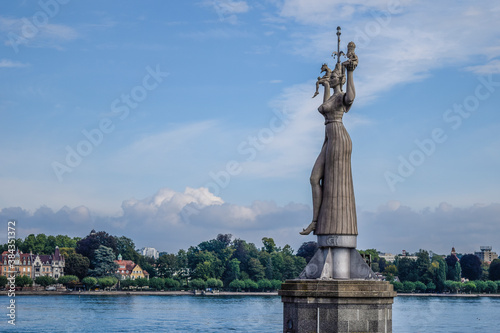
[312,63,332,98]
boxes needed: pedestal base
[279,280,397,333]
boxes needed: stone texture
[299,248,375,280]
[279,280,396,333]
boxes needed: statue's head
[330,63,345,87]
[347,41,356,53]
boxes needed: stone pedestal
[279,280,396,333]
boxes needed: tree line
[1,231,307,291]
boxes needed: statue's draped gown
[314,92,358,235]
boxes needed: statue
[301,28,358,237]
[297,27,372,280]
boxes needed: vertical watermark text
[6,220,16,325]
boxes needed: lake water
[1,295,499,332]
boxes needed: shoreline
[0,290,279,296]
[2,290,500,297]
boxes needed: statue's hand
[345,61,357,71]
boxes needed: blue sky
[1,0,499,256]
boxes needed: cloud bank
[2,187,497,255]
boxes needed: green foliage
[426,282,436,293]
[189,278,206,290]
[414,281,427,293]
[460,254,482,281]
[88,245,119,278]
[164,278,180,290]
[206,278,223,289]
[430,256,446,292]
[119,278,136,290]
[474,280,487,293]
[461,281,476,293]
[402,281,416,293]
[261,237,277,253]
[489,259,500,281]
[76,230,117,268]
[149,278,165,291]
[35,276,57,288]
[391,281,403,292]
[58,275,79,287]
[228,279,245,291]
[15,275,33,289]
[296,241,318,264]
[396,257,418,282]
[116,236,139,262]
[485,281,498,294]
[64,253,90,280]
[97,276,118,290]
[0,275,8,288]
[135,277,149,290]
[157,253,178,278]
[271,279,282,290]
[82,277,98,290]
[243,279,258,291]
[257,279,272,291]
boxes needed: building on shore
[140,247,159,260]
[0,247,65,279]
[114,254,149,280]
[474,246,498,263]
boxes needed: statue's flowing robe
[315,92,357,235]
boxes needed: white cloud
[0,16,78,50]
[3,189,498,256]
[277,2,500,103]
[357,201,500,254]
[0,59,29,68]
[465,59,500,74]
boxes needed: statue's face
[330,75,341,87]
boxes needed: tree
[224,258,241,285]
[243,279,258,291]
[189,278,206,290]
[485,281,498,294]
[0,275,7,288]
[445,254,461,281]
[271,279,282,290]
[157,253,178,278]
[58,275,79,288]
[35,276,56,288]
[15,275,33,290]
[116,236,139,262]
[396,257,418,282]
[460,254,482,281]
[489,259,500,281]
[474,280,487,293]
[296,241,318,264]
[461,281,476,294]
[415,250,432,284]
[229,279,245,291]
[257,278,272,291]
[262,237,277,253]
[391,281,403,292]
[82,277,98,290]
[98,276,118,290]
[402,281,415,293]
[64,253,90,280]
[426,282,436,293]
[248,257,265,281]
[206,278,223,289]
[414,281,427,293]
[430,256,446,292]
[164,278,180,290]
[135,277,149,290]
[88,245,119,278]
[119,278,136,290]
[76,230,117,268]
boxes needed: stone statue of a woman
[300,46,358,236]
